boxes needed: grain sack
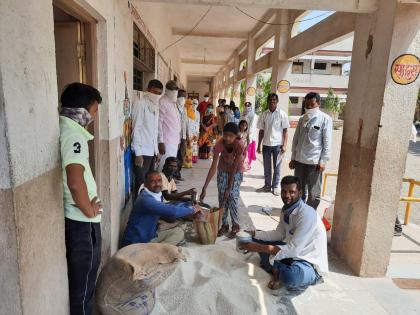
[194,207,224,245]
[96,243,185,315]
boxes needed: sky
[299,11,335,32]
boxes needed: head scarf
[185,99,196,120]
[60,107,93,127]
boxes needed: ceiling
[137,2,269,81]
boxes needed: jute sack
[194,207,224,245]
[96,243,185,315]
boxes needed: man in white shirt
[289,92,332,210]
[158,80,182,171]
[240,176,328,291]
[131,79,163,197]
[257,93,290,196]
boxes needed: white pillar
[245,34,257,109]
[270,9,292,114]
[331,1,420,277]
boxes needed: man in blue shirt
[122,171,201,247]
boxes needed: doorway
[53,0,98,175]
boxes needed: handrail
[321,172,419,225]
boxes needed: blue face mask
[206,108,213,114]
[234,111,240,119]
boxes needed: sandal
[217,224,229,237]
[228,223,241,238]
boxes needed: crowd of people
[58,79,332,314]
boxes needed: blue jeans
[262,145,282,189]
[254,239,319,291]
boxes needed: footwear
[217,224,229,237]
[228,223,240,238]
[272,187,280,196]
[256,186,271,193]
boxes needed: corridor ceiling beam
[181,58,226,65]
[173,28,248,39]
[140,0,378,13]
[287,12,356,59]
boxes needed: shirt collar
[60,116,94,141]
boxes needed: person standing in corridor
[257,93,290,196]
[158,80,181,171]
[289,92,332,210]
[59,82,102,315]
[131,79,163,198]
[175,89,188,180]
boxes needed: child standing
[200,122,245,237]
[238,120,250,171]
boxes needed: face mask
[305,107,319,116]
[234,111,240,119]
[165,89,178,102]
[206,108,213,114]
[204,97,209,102]
[177,97,186,106]
[148,92,161,105]
[144,187,162,202]
[60,107,93,127]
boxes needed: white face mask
[204,97,209,102]
[177,97,186,106]
[305,107,319,116]
[144,187,162,202]
[147,92,161,105]
[165,89,178,102]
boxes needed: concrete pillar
[331,1,420,277]
[246,75,257,107]
[232,51,241,106]
[245,33,257,109]
[0,1,69,314]
[270,9,292,114]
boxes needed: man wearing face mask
[289,92,332,210]
[175,89,188,181]
[59,82,103,315]
[122,170,202,247]
[158,80,181,171]
[198,92,211,119]
[132,79,163,198]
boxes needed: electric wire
[235,7,333,26]
[160,5,213,53]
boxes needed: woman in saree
[183,99,200,168]
[198,103,218,159]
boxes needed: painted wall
[0,0,68,314]
[134,2,183,86]
[187,80,211,101]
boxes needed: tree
[324,87,341,120]
[255,73,272,114]
[239,80,246,113]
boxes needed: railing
[321,173,420,225]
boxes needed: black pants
[175,140,186,179]
[133,155,155,198]
[65,218,102,315]
[294,161,322,210]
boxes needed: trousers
[254,239,319,291]
[294,161,322,209]
[65,218,102,315]
[133,155,155,199]
[262,145,282,189]
[151,226,185,246]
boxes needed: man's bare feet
[268,268,280,290]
